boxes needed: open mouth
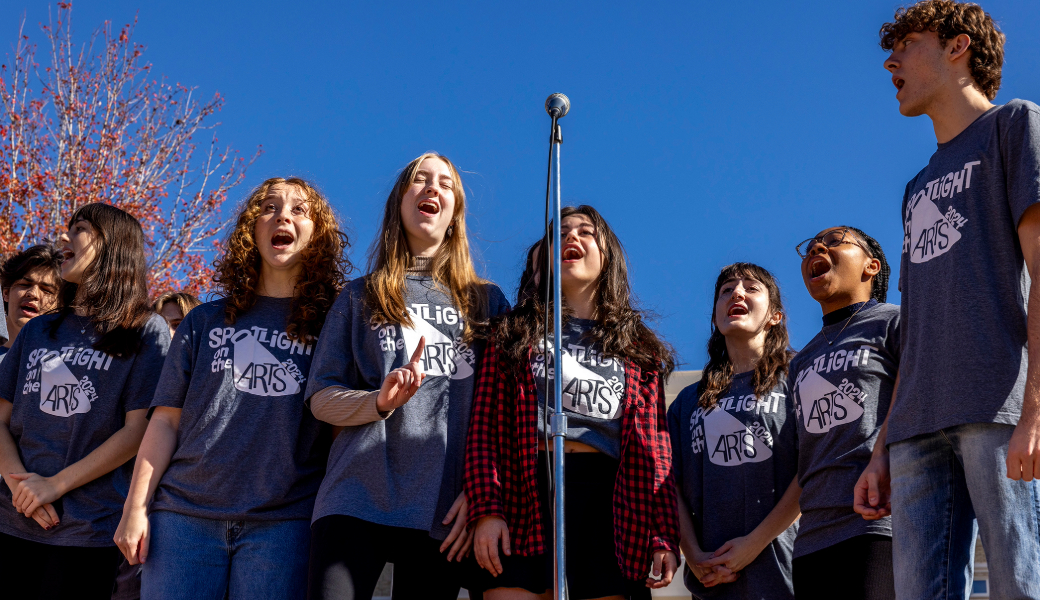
[727,304,748,317]
[893,76,905,91]
[61,248,74,262]
[562,244,584,262]
[418,199,440,216]
[271,231,295,250]
[809,257,832,280]
[18,301,39,318]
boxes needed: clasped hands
[2,472,62,530]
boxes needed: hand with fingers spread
[439,492,473,561]
[853,449,892,520]
[646,550,678,588]
[376,336,427,412]
[9,472,64,519]
[474,515,511,576]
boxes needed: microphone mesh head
[545,93,570,117]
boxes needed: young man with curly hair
[853,1,1040,599]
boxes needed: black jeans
[0,531,123,599]
[793,534,895,600]
[307,514,478,600]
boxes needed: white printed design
[23,346,111,417]
[688,389,784,467]
[372,302,475,380]
[208,326,312,397]
[903,160,976,264]
[532,341,624,420]
[792,344,874,434]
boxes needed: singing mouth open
[893,76,905,91]
[727,303,748,317]
[418,199,440,216]
[562,244,584,262]
[272,230,295,250]
[809,256,832,280]
[18,300,40,318]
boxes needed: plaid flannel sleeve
[464,335,506,526]
[648,372,680,555]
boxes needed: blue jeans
[141,510,310,600]
[890,423,1040,600]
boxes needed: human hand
[1007,415,1040,481]
[853,448,892,520]
[687,550,738,587]
[10,472,64,517]
[376,337,426,412]
[28,504,60,530]
[114,505,151,565]
[646,550,677,588]
[473,516,511,576]
[697,535,765,574]
[439,492,473,561]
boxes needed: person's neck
[3,320,14,348]
[819,289,873,317]
[257,267,299,298]
[725,332,765,374]
[406,237,444,259]
[927,83,994,144]
[562,282,596,320]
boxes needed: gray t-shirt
[306,275,509,539]
[0,312,170,546]
[533,318,625,458]
[149,297,328,521]
[892,100,1040,444]
[788,300,899,557]
[668,373,797,600]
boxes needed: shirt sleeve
[665,395,683,490]
[125,314,172,412]
[309,387,390,425]
[304,285,371,402]
[1003,105,1040,226]
[648,372,680,556]
[0,326,26,403]
[150,310,197,411]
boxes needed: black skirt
[470,451,651,600]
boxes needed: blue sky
[4,1,1039,368]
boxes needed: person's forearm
[0,402,27,484]
[1021,279,1040,426]
[50,409,149,497]
[677,493,705,559]
[747,476,801,551]
[309,386,390,426]
[124,411,180,510]
[872,372,900,456]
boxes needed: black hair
[843,226,890,303]
[0,244,65,313]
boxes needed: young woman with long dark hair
[0,203,171,599]
[668,263,800,600]
[305,153,510,600]
[790,227,897,600]
[113,177,350,600]
[465,204,679,600]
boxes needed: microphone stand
[543,101,567,600]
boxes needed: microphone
[545,93,570,118]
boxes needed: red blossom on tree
[0,3,259,297]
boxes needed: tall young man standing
[853,1,1040,599]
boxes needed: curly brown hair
[213,177,352,341]
[698,263,792,410]
[880,0,1005,100]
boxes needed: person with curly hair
[466,205,679,600]
[113,177,351,600]
[859,1,1040,598]
[0,204,171,599]
[789,227,897,600]
[305,153,510,600]
[668,263,799,600]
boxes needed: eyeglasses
[795,228,870,258]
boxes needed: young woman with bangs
[305,153,510,600]
[113,177,351,600]
[791,227,897,600]
[668,263,800,600]
[465,205,679,600]
[0,203,171,599]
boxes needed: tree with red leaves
[0,3,259,296]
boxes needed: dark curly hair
[213,177,352,341]
[699,263,792,410]
[0,244,65,313]
[495,205,675,377]
[880,0,1005,100]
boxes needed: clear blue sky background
[4,1,1039,369]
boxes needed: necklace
[823,302,868,346]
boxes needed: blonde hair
[365,152,489,331]
[154,291,202,318]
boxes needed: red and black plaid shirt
[463,333,680,581]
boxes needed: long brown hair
[213,177,351,341]
[364,152,489,332]
[496,205,674,376]
[698,262,791,409]
[51,203,154,356]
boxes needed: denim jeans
[890,423,1040,600]
[141,510,310,600]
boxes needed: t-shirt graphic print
[209,325,310,396]
[534,318,625,457]
[400,302,474,380]
[692,384,783,468]
[792,352,872,434]
[903,161,975,264]
[33,346,110,417]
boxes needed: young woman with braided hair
[789,226,897,600]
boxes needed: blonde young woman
[113,178,350,600]
[305,153,509,600]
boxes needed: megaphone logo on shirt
[906,196,963,264]
[401,312,474,380]
[232,329,301,396]
[795,369,864,434]
[534,342,622,420]
[39,352,93,417]
[703,407,772,467]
